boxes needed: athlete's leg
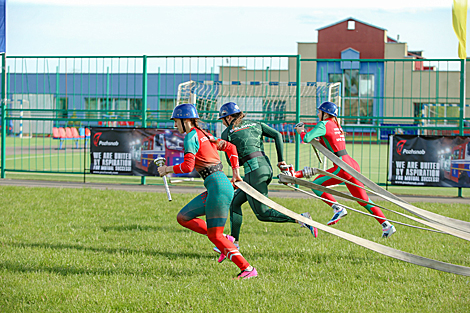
[207,227,249,270]
[310,165,348,225]
[205,172,252,271]
[229,188,247,242]
[338,156,386,225]
[345,179,386,224]
[245,165,296,223]
[310,165,343,207]
[176,191,209,235]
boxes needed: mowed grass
[1,186,470,312]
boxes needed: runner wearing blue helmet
[295,101,396,238]
[158,103,258,279]
[212,102,318,261]
[317,101,338,117]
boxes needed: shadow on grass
[251,249,383,265]
[101,224,163,232]
[6,241,213,261]
[99,224,191,233]
[2,240,219,277]
[0,260,204,278]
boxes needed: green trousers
[178,171,234,229]
[230,160,296,242]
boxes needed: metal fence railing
[1,55,469,193]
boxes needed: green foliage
[1,186,469,312]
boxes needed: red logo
[396,140,406,155]
[93,132,102,147]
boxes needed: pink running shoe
[235,267,258,280]
[217,235,236,263]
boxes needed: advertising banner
[388,135,470,187]
[90,127,198,177]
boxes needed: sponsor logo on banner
[396,140,406,155]
[93,133,102,147]
[93,132,120,147]
[98,140,119,146]
[402,149,426,155]
[396,139,426,155]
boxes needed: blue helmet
[171,103,199,120]
[318,101,338,117]
[218,102,241,119]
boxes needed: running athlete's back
[221,119,283,172]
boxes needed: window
[329,74,342,84]
[159,99,175,120]
[130,99,142,119]
[85,98,99,119]
[348,21,355,30]
[85,98,142,120]
[344,70,359,97]
[341,70,375,125]
[56,97,68,119]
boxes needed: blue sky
[6,0,467,59]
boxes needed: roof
[317,17,387,32]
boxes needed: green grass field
[1,186,469,312]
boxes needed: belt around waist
[198,163,223,180]
[334,149,348,157]
[240,151,266,166]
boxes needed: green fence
[1,55,469,191]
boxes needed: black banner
[389,135,470,187]
[90,127,198,177]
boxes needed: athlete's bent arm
[260,122,285,168]
[216,139,242,184]
[296,122,327,143]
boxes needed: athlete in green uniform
[213,102,317,258]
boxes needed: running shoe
[327,206,347,226]
[382,221,397,238]
[298,212,311,228]
[299,212,318,238]
[234,267,258,280]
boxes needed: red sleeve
[216,139,239,169]
[300,131,306,142]
[172,153,196,174]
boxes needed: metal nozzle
[154,157,166,167]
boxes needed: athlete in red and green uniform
[216,102,317,251]
[157,103,257,279]
[295,101,396,238]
